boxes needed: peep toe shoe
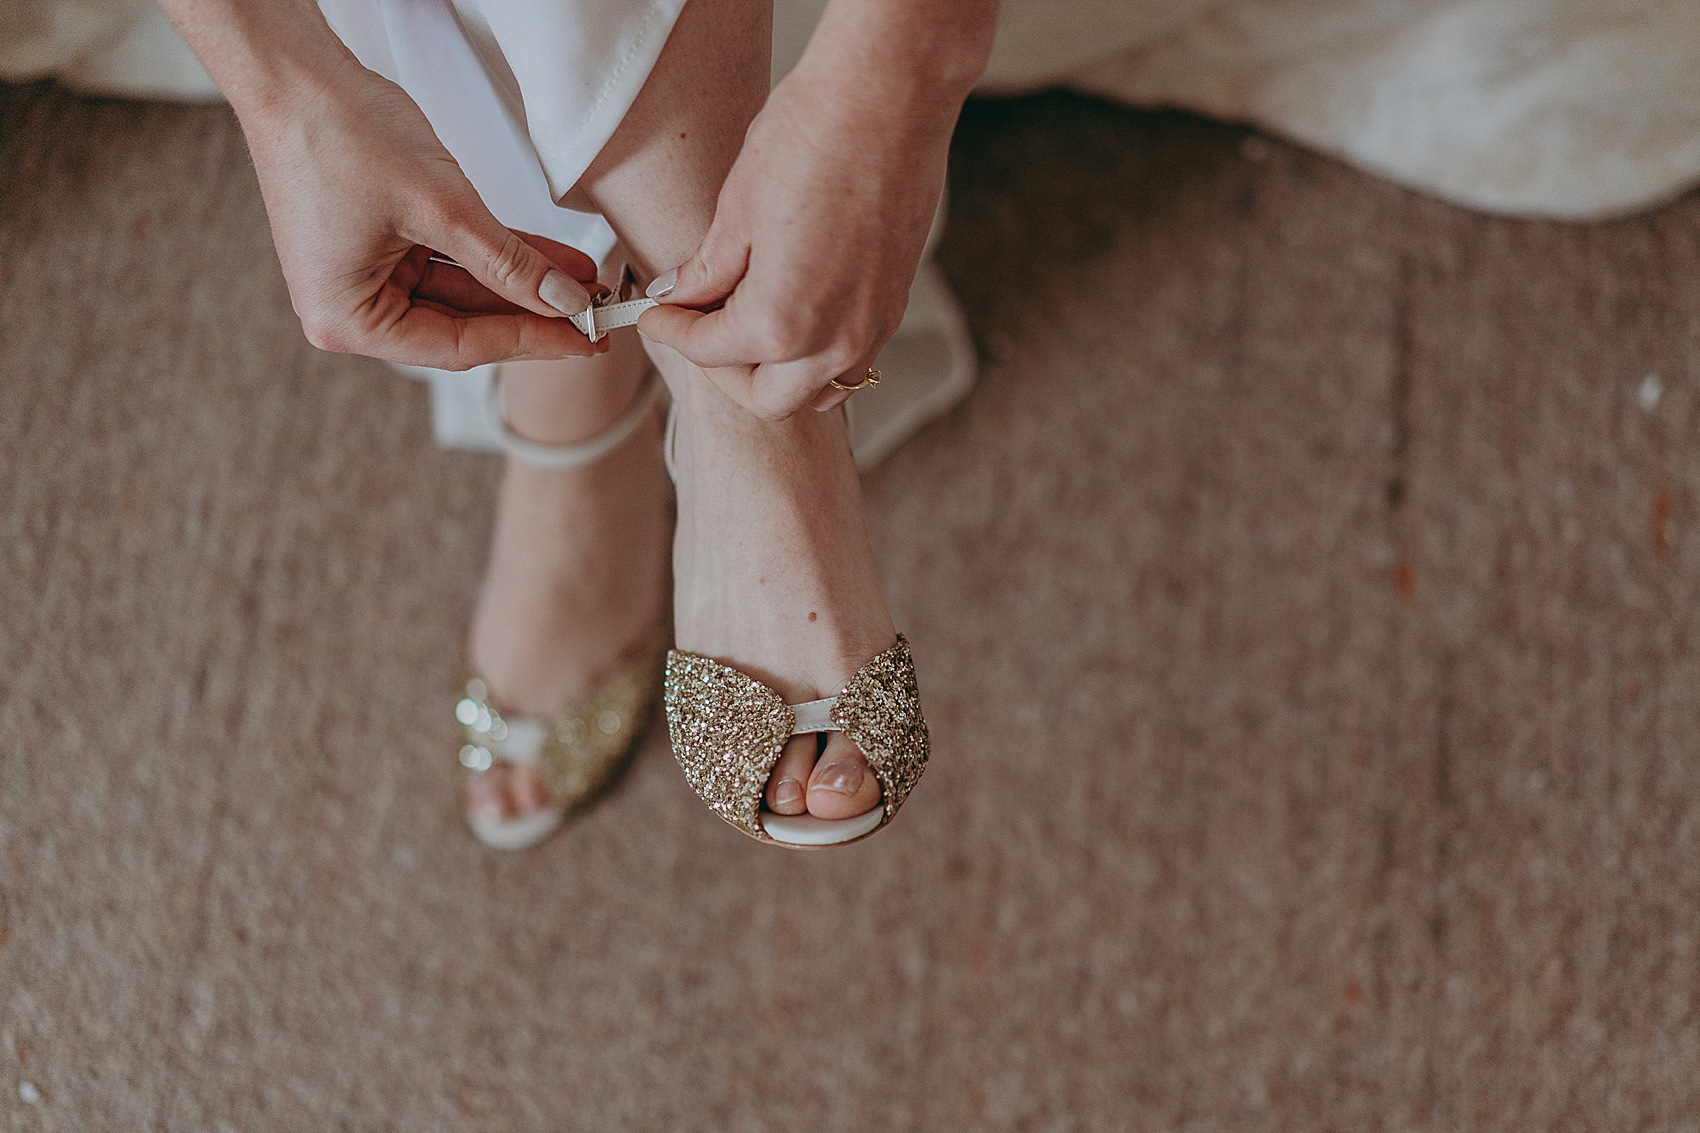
[454,358,666,851]
[663,636,929,849]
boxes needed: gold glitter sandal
[454,362,667,852]
[457,635,666,851]
[664,636,929,848]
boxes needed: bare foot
[665,360,893,823]
[463,335,670,826]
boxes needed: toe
[465,768,512,824]
[806,733,881,819]
[765,735,815,815]
[507,765,552,816]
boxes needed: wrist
[156,0,368,130]
[798,0,997,119]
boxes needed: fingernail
[646,268,677,299]
[539,269,590,317]
[774,779,803,808]
[817,762,864,795]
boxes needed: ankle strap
[569,296,657,343]
[489,370,664,469]
[567,263,657,344]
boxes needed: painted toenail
[774,779,803,807]
[818,763,864,794]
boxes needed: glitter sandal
[453,362,666,852]
[456,635,665,851]
[663,636,929,848]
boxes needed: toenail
[818,763,864,795]
[774,779,803,807]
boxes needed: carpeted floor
[1,81,1696,1131]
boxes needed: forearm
[799,0,999,120]
[153,0,366,127]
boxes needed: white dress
[12,0,1697,220]
[317,0,682,264]
[980,0,1700,221]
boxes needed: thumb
[410,190,593,320]
[646,235,748,308]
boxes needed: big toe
[465,768,512,824]
[507,765,552,816]
[765,734,815,815]
[465,765,552,825]
[806,733,881,820]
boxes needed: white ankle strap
[569,296,656,343]
[568,263,658,344]
[489,369,664,469]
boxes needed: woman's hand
[241,69,605,370]
[635,60,959,419]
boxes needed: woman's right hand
[240,67,605,370]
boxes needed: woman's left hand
[635,63,959,420]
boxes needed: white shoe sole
[758,806,885,847]
[467,805,564,852]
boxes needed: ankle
[501,338,652,446]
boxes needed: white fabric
[12,0,1694,221]
[0,0,219,100]
[316,0,685,264]
[844,257,978,471]
[321,0,691,215]
[1008,0,1700,220]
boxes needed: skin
[463,337,672,825]
[159,0,607,368]
[156,0,998,828]
[636,0,996,419]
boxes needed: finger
[647,234,749,307]
[511,232,601,282]
[810,357,881,412]
[406,191,594,321]
[702,363,766,417]
[382,304,606,370]
[465,767,509,823]
[636,303,765,370]
[414,233,601,287]
[812,386,853,412]
[413,233,600,313]
[413,259,529,315]
[507,765,552,815]
[748,355,843,419]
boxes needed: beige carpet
[2,82,1697,1131]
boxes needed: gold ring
[828,368,882,393]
